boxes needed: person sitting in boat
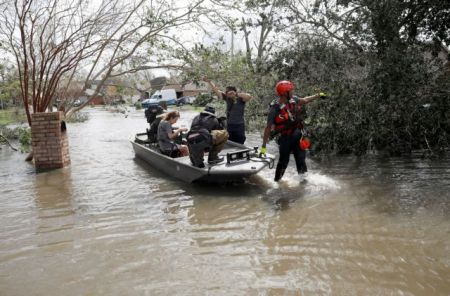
[146,101,167,143]
[187,105,229,168]
[157,110,189,158]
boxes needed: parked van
[142,89,177,108]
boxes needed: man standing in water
[203,78,252,144]
[260,80,327,182]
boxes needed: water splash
[303,172,341,190]
[261,169,341,193]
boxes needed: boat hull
[131,133,273,183]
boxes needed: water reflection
[33,168,75,253]
[34,168,74,211]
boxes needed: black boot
[274,164,286,182]
[188,143,205,168]
[208,149,224,164]
[208,155,224,164]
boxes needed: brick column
[31,111,70,170]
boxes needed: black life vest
[191,112,223,132]
[188,113,216,145]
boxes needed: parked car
[141,89,177,108]
[73,99,82,107]
[176,96,196,106]
[141,96,160,109]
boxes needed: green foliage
[358,0,449,156]
[270,37,372,155]
[116,85,124,94]
[180,43,277,130]
[269,34,448,156]
[134,102,142,110]
[18,127,31,151]
[0,64,21,109]
[258,0,450,156]
[0,108,27,126]
[0,125,30,152]
[193,93,213,107]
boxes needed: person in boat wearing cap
[260,80,327,181]
[187,105,229,168]
[202,77,252,144]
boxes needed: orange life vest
[273,100,303,135]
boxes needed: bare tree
[284,0,368,52]
[207,0,290,74]
[0,0,206,124]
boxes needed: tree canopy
[0,0,448,156]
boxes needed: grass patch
[0,108,27,126]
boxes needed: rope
[250,154,275,169]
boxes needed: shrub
[18,127,31,152]
[194,93,213,107]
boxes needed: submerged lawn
[0,109,27,126]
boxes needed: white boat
[131,132,274,183]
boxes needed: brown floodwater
[1,107,449,295]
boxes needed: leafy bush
[18,127,31,152]
[269,36,449,156]
[194,93,213,107]
[181,33,448,157]
[0,126,30,152]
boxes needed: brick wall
[31,111,70,170]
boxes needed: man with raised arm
[203,78,252,144]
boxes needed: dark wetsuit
[266,97,307,181]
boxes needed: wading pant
[227,123,246,144]
[275,129,307,181]
[187,132,210,168]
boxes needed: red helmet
[275,80,294,96]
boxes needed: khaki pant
[210,130,229,159]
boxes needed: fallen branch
[0,134,18,151]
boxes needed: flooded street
[1,107,450,295]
